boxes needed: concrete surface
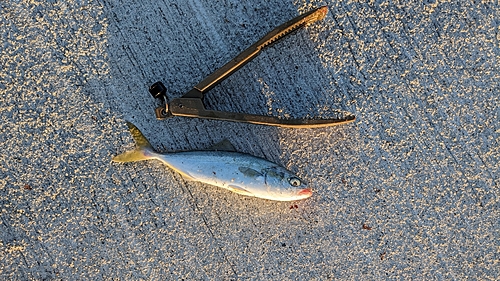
[1,0,499,280]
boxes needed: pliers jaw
[149,6,356,128]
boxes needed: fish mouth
[298,188,313,197]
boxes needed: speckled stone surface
[1,0,498,280]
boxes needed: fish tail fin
[112,122,157,163]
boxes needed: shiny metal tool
[149,6,355,128]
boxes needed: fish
[112,122,313,201]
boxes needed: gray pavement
[1,0,499,280]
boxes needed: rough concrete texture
[1,0,499,280]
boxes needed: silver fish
[113,122,312,201]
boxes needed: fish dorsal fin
[208,139,236,152]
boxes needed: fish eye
[288,177,301,187]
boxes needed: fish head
[260,166,312,201]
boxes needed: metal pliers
[149,6,355,128]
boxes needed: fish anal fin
[166,167,196,181]
[227,185,254,197]
[179,172,196,181]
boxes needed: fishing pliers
[149,6,355,128]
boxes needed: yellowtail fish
[113,122,312,201]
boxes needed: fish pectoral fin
[238,167,264,177]
[227,185,254,197]
[207,139,236,152]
